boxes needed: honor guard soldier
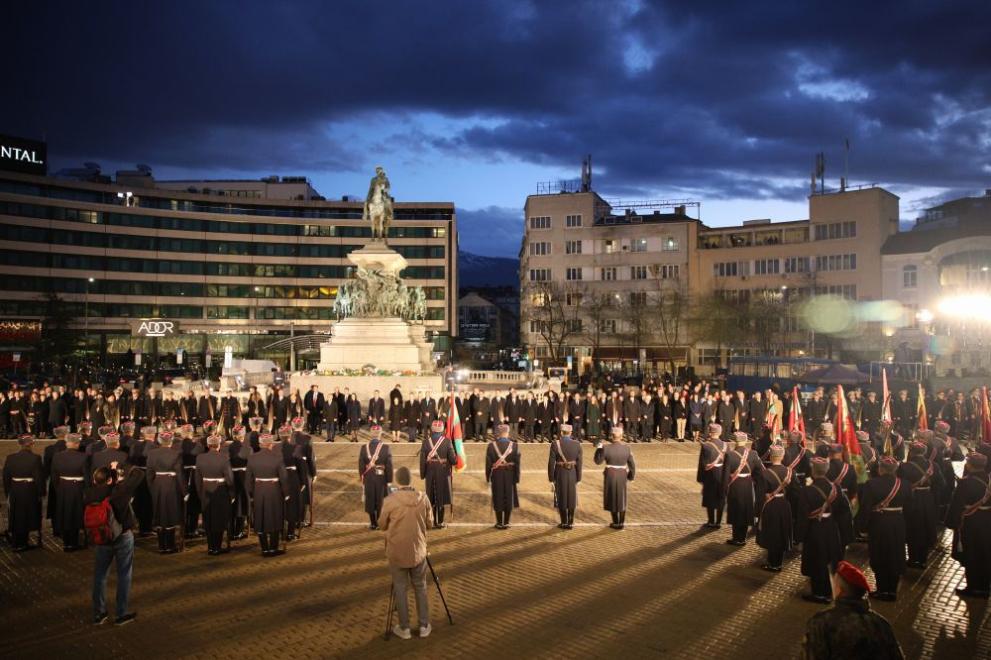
[359,425,393,530]
[181,423,205,538]
[784,431,810,540]
[486,424,520,529]
[90,432,129,480]
[594,426,636,529]
[227,425,250,539]
[195,434,235,555]
[50,432,88,550]
[856,456,910,601]
[697,423,726,529]
[899,440,939,568]
[722,432,764,545]
[247,417,264,452]
[128,425,158,536]
[119,421,136,452]
[757,445,793,571]
[2,435,44,551]
[548,423,583,529]
[934,420,964,519]
[78,421,94,447]
[857,431,878,480]
[947,453,991,598]
[246,432,290,556]
[146,431,185,553]
[420,419,456,528]
[797,457,848,603]
[43,425,69,529]
[826,443,857,553]
[291,417,317,527]
[278,424,305,539]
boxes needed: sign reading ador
[131,319,179,338]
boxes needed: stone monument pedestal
[316,317,434,372]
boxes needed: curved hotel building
[0,138,457,370]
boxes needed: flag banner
[881,367,892,423]
[981,386,991,444]
[788,386,805,439]
[836,384,865,480]
[446,391,467,472]
[917,383,928,431]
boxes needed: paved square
[1,438,988,659]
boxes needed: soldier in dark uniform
[783,430,810,540]
[359,425,393,530]
[933,420,963,520]
[128,426,157,536]
[195,434,234,555]
[146,431,185,553]
[278,424,305,539]
[594,426,636,529]
[804,560,905,659]
[757,445,793,571]
[291,417,316,528]
[697,423,726,528]
[486,424,520,529]
[2,435,44,550]
[857,431,878,481]
[825,443,857,553]
[246,432,290,556]
[43,424,69,530]
[856,456,910,601]
[722,432,764,545]
[180,423,206,537]
[946,453,991,598]
[797,457,848,603]
[420,419,457,528]
[899,439,939,568]
[226,424,250,539]
[51,432,87,550]
[119,420,136,452]
[247,416,263,452]
[90,431,129,480]
[548,423,583,529]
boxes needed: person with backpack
[84,462,145,626]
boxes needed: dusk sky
[4,1,990,258]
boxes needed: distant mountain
[458,251,519,288]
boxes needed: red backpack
[84,497,123,545]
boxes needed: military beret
[66,432,82,444]
[769,445,785,459]
[53,425,69,438]
[17,433,34,445]
[206,434,222,447]
[733,432,749,445]
[708,423,722,437]
[934,421,951,434]
[431,420,445,432]
[855,431,870,444]
[835,560,871,593]
[967,453,988,471]
[560,423,573,435]
[497,424,510,435]
[141,425,158,437]
[259,432,275,445]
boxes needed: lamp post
[85,277,95,351]
[916,308,934,381]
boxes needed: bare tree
[579,286,615,374]
[652,278,690,376]
[619,292,651,374]
[522,281,580,366]
[691,291,748,368]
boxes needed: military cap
[787,430,804,444]
[967,453,988,471]
[259,432,275,445]
[140,425,158,437]
[66,432,82,444]
[17,433,34,446]
[105,432,121,445]
[707,423,722,437]
[879,456,899,473]
[909,441,927,455]
[560,423,573,435]
[291,417,304,430]
[934,420,951,435]
[97,425,112,439]
[819,422,834,436]
[916,429,934,442]
[855,430,870,445]
[836,560,871,593]
[121,421,136,432]
[430,420,445,432]
[810,456,829,477]
[496,424,510,436]
[232,424,246,437]
[769,445,785,459]
[206,434,222,447]
[53,425,69,438]
[249,417,264,429]
[610,426,625,438]
[733,431,749,445]
[158,431,175,446]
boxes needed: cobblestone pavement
[1,437,988,659]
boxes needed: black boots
[433,506,446,528]
[260,532,283,557]
[369,512,379,530]
[157,527,179,553]
[494,510,512,529]
[558,510,574,529]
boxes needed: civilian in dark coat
[367,391,387,427]
[346,395,362,440]
[303,385,325,435]
[323,394,339,442]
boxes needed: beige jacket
[378,487,432,568]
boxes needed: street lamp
[85,277,95,343]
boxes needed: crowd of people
[1,374,988,654]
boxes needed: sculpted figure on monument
[363,166,394,241]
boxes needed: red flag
[917,383,928,431]
[835,384,862,457]
[445,391,466,471]
[981,386,991,444]
[881,367,892,423]
[788,386,805,435]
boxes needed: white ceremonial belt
[184,466,196,470]
[203,478,226,483]
[155,471,177,476]
[979,506,991,511]
[771,493,785,498]
[255,477,279,482]
[819,512,831,518]
[606,465,628,470]
[60,476,85,481]
[11,477,34,482]
[284,466,297,471]
[880,507,903,512]
[231,467,247,472]
[737,472,751,478]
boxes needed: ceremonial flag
[917,383,928,431]
[835,384,865,481]
[881,367,892,423]
[981,386,991,444]
[446,390,467,472]
[788,386,805,436]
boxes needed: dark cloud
[456,206,522,259]
[3,0,990,249]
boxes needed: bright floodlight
[915,308,934,324]
[937,294,991,322]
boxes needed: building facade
[521,181,901,375]
[0,164,457,370]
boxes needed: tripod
[384,555,454,640]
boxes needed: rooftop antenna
[842,138,850,192]
[581,154,592,192]
[815,152,825,194]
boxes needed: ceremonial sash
[961,479,991,520]
[492,441,514,469]
[554,439,576,469]
[703,441,724,471]
[831,463,849,488]
[787,446,807,472]
[809,482,836,520]
[360,442,384,481]
[904,460,930,488]
[728,448,750,485]
[873,478,902,512]
[764,467,792,504]
[426,437,446,463]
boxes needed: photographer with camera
[378,466,432,640]
[84,461,145,626]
